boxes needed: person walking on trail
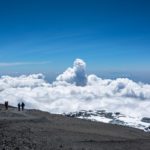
[21,102,25,111]
[18,103,21,111]
[4,101,8,110]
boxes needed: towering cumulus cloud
[0,59,150,119]
[56,59,87,86]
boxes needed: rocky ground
[0,104,150,150]
[65,110,150,132]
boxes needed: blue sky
[0,0,150,82]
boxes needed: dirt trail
[0,105,150,150]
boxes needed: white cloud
[56,58,87,86]
[0,61,50,67]
[0,59,150,119]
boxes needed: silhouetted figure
[4,101,8,110]
[18,103,21,111]
[21,102,25,111]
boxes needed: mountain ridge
[0,104,150,150]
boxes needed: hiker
[4,101,8,110]
[18,103,21,111]
[21,102,25,111]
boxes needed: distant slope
[65,110,150,132]
[0,105,150,150]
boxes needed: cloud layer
[0,59,150,118]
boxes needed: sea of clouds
[0,59,150,118]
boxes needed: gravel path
[0,105,150,150]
